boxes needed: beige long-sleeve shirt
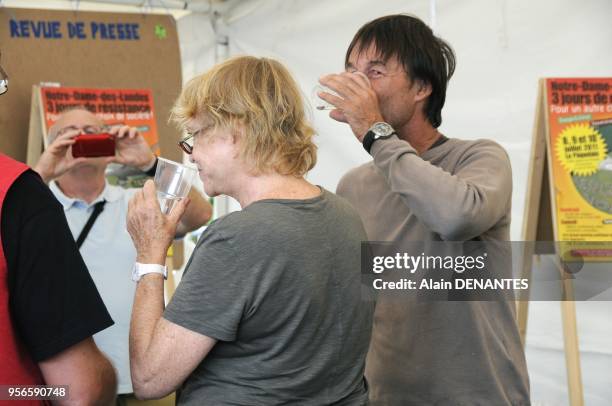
[337,135,530,405]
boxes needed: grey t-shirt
[164,188,374,406]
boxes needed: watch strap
[362,130,377,154]
[132,262,167,282]
[362,129,396,154]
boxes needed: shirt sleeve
[164,221,248,342]
[369,136,512,241]
[1,170,114,362]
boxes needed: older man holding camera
[34,107,212,399]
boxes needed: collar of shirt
[50,180,122,211]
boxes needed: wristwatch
[362,122,396,153]
[132,262,168,282]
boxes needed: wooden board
[520,78,588,406]
[0,7,182,163]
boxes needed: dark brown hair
[346,14,456,128]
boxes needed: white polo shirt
[50,181,138,394]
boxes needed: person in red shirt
[0,50,117,405]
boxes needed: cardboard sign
[545,78,612,255]
[0,7,182,163]
[40,86,159,149]
[518,78,612,406]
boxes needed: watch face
[372,122,394,138]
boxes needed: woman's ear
[228,124,244,160]
[230,122,245,145]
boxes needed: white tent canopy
[3,1,612,404]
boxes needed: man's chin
[71,158,108,171]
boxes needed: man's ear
[414,79,432,102]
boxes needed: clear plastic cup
[154,157,197,214]
[311,72,370,111]
[311,84,341,111]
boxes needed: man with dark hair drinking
[320,14,530,405]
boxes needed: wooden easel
[518,79,583,406]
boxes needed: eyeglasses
[178,125,211,155]
[178,132,195,154]
[56,124,110,137]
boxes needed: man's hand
[318,72,384,141]
[108,125,156,171]
[34,129,87,183]
[127,180,189,265]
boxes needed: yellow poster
[545,78,612,259]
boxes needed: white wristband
[132,262,167,282]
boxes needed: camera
[72,133,115,158]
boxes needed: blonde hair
[171,56,317,176]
